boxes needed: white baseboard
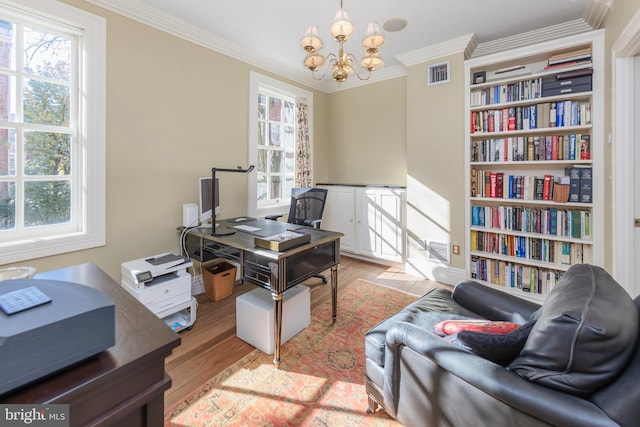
[404,258,466,286]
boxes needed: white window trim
[0,0,106,264]
[248,71,313,219]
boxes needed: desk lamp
[211,165,255,236]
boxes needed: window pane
[0,180,15,230]
[257,122,266,146]
[268,96,281,121]
[283,101,294,125]
[24,27,71,81]
[0,74,17,122]
[24,78,70,126]
[269,123,280,146]
[257,93,266,120]
[0,20,17,71]
[284,177,294,198]
[24,180,70,227]
[0,128,16,176]
[269,150,283,174]
[257,148,267,173]
[285,151,294,174]
[24,131,70,175]
[257,175,267,201]
[283,125,294,149]
[269,175,281,200]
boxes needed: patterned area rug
[165,279,420,426]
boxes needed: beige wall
[405,55,467,279]
[324,78,407,186]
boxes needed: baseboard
[404,258,466,286]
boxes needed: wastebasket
[202,260,236,301]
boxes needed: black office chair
[266,187,329,283]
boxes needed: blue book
[529,105,537,129]
[579,166,592,203]
[569,134,577,160]
[555,102,563,127]
[549,209,558,235]
[508,175,514,198]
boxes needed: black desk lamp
[211,165,255,236]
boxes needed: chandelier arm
[344,52,372,81]
[310,53,337,81]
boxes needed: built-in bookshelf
[464,30,604,302]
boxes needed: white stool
[236,284,310,354]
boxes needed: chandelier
[300,0,385,83]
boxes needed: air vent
[428,240,450,264]
[427,61,450,85]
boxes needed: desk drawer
[243,241,338,291]
[286,242,337,285]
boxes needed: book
[579,166,593,203]
[580,134,591,160]
[565,167,581,203]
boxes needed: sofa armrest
[452,280,540,323]
[383,321,616,427]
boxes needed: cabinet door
[356,189,404,262]
[321,187,355,252]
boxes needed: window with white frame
[248,72,313,218]
[0,0,105,264]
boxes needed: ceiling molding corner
[471,19,594,58]
[583,0,612,29]
[396,33,476,67]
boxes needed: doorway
[613,10,640,297]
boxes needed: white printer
[121,253,197,331]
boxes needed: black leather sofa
[364,264,640,427]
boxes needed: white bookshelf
[463,30,604,302]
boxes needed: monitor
[198,176,220,225]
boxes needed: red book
[490,173,497,198]
[551,135,559,160]
[496,173,504,198]
[543,174,552,200]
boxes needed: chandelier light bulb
[362,22,385,50]
[329,8,354,42]
[304,53,325,71]
[300,26,323,53]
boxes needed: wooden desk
[1,263,181,427]
[182,218,343,366]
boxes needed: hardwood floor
[164,256,448,410]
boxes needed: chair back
[287,188,328,227]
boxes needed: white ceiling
[89,0,596,91]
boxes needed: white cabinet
[322,186,356,252]
[320,185,405,265]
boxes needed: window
[248,72,313,218]
[0,0,105,264]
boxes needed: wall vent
[428,240,450,264]
[427,61,450,85]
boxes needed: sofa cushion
[445,320,535,366]
[509,264,639,397]
[364,287,481,367]
[434,319,521,336]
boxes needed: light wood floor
[164,256,447,409]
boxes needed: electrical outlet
[452,244,460,255]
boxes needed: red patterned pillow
[435,319,520,335]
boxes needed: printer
[121,253,196,330]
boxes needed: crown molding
[584,0,612,29]
[396,34,476,67]
[84,0,344,92]
[471,19,594,58]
